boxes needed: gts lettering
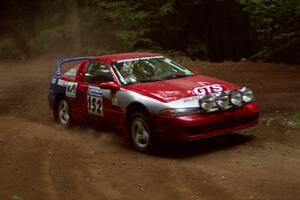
[194,84,223,96]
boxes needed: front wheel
[130,112,156,152]
[57,98,71,126]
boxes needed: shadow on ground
[66,122,254,159]
[150,133,254,158]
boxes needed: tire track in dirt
[1,59,300,199]
[0,116,55,199]
[0,115,117,200]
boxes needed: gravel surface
[0,58,299,200]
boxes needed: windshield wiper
[138,79,162,83]
[162,74,192,80]
[174,74,193,78]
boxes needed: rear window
[63,64,80,80]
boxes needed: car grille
[185,114,258,135]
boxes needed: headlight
[199,94,218,112]
[215,92,231,109]
[230,90,242,106]
[240,87,255,103]
[159,108,202,116]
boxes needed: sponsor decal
[194,84,223,96]
[117,56,164,63]
[51,78,57,84]
[88,86,103,97]
[183,96,201,103]
[87,86,103,116]
[66,82,78,98]
[57,79,67,86]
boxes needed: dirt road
[0,58,300,200]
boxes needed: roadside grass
[289,110,300,128]
[11,195,22,200]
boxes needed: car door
[77,61,123,126]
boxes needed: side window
[83,62,113,84]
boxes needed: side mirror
[99,81,120,91]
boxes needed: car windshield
[112,56,194,85]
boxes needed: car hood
[124,75,239,103]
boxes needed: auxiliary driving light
[199,94,217,112]
[241,87,255,103]
[230,90,242,106]
[215,92,231,109]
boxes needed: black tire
[129,111,156,152]
[57,98,72,126]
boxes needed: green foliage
[287,110,300,128]
[0,0,299,62]
[89,0,176,49]
[186,41,208,60]
[240,0,300,61]
[293,110,300,121]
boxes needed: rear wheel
[57,98,71,126]
[130,112,156,152]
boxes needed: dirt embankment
[0,58,300,200]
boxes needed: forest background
[0,0,299,63]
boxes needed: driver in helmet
[120,62,136,83]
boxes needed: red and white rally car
[48,53,259,152]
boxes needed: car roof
[91,52,162,63]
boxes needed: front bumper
[152,102,259,141]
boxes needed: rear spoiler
[55,56,91,76]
